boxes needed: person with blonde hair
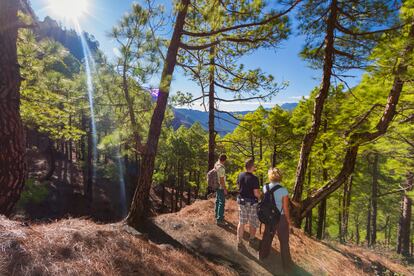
[259,167,293,271]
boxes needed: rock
[172,223,182,230]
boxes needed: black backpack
[257,184,282,225]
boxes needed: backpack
[257,184,282,225]
[207,167,220,191]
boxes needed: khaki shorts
[239,202,259,228]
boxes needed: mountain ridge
[172,102,298,135]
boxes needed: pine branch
[181,0,301,37]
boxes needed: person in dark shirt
[236,158,261,250]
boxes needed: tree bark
[304,161,312,236]
[397,172,413,256]
[0,0,27,215]
[40,138,56,181]
[84,118,93,202]
[208,46,216,171]
[370,152,379,246]
[316,199,326,240]
[126,0,190,228]
[292,0,337,204]
[341,174,352,242]
[272,145,277,167]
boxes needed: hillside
[3,198,411,275]
[153,199,413,276]
[172,103,298,134]
[0,216,233,275]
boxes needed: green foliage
[17,179,49,208]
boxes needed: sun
[49,0,88,20]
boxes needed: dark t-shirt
[237,172,260,199]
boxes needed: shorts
[239,202,259,228]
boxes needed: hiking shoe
[248,237,260,250]
[216,220,226,226]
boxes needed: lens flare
[49,0,88,20]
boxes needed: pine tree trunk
[84,119,93,202]
[317,199,326,240]
[292,0,338,206]
[305,210,312,235]
[366,201,372,246]
[40,138,56,181]
[341,174,353,242]
[208,46,216,171]
[179,164,183,209]
[355,216,360,245]
[338,195,343,242]
[304,164,312,236]
[0,0,27,215]
[397,173,413,256]
[80,112,86,161]
[126,0,190,228]
[370,153,379,246]
[272,145,277,167]
[195,171,200,199]
[161,181,165,209]
[317,128,328,240]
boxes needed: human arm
[253,189,260,199]
[282,195,293,227]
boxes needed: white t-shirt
[262,182,289,214]
[215,162,226,188]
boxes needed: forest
[1,0,414,275]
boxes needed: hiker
[214,154,228,225]
[259,167,294,271]
[236,158,261,250]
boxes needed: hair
[268,167,282,182]
[245,158,255,170]
[219,154,227,162]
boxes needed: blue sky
[30,0,360,111]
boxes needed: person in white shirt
[259,168,293,272]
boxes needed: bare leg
[237,222,245,243]
[249,225,256,239]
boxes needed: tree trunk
[316,199,326,240]
[126,0,190,228]
[355,215,360,245]
[272,145,277,167]
[0,0,27,215]
[161,181,165,209]
[40,138,56,181]
[304,163,312,236]
[292,0,337,205]
[370,152,379,246]
[397,194,412,256]
[397,173,413,256]
[80,112,86,161]
[366,199,372,245]
[338,195,343,242]
[84,118,93,202]
[341,174,352,242]
[187,177,191,206]
[208,46,216,171]
[195,171,200,199]
[179,164,184,209]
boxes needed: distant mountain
[20,0,99,61]
[172,102,298,135]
